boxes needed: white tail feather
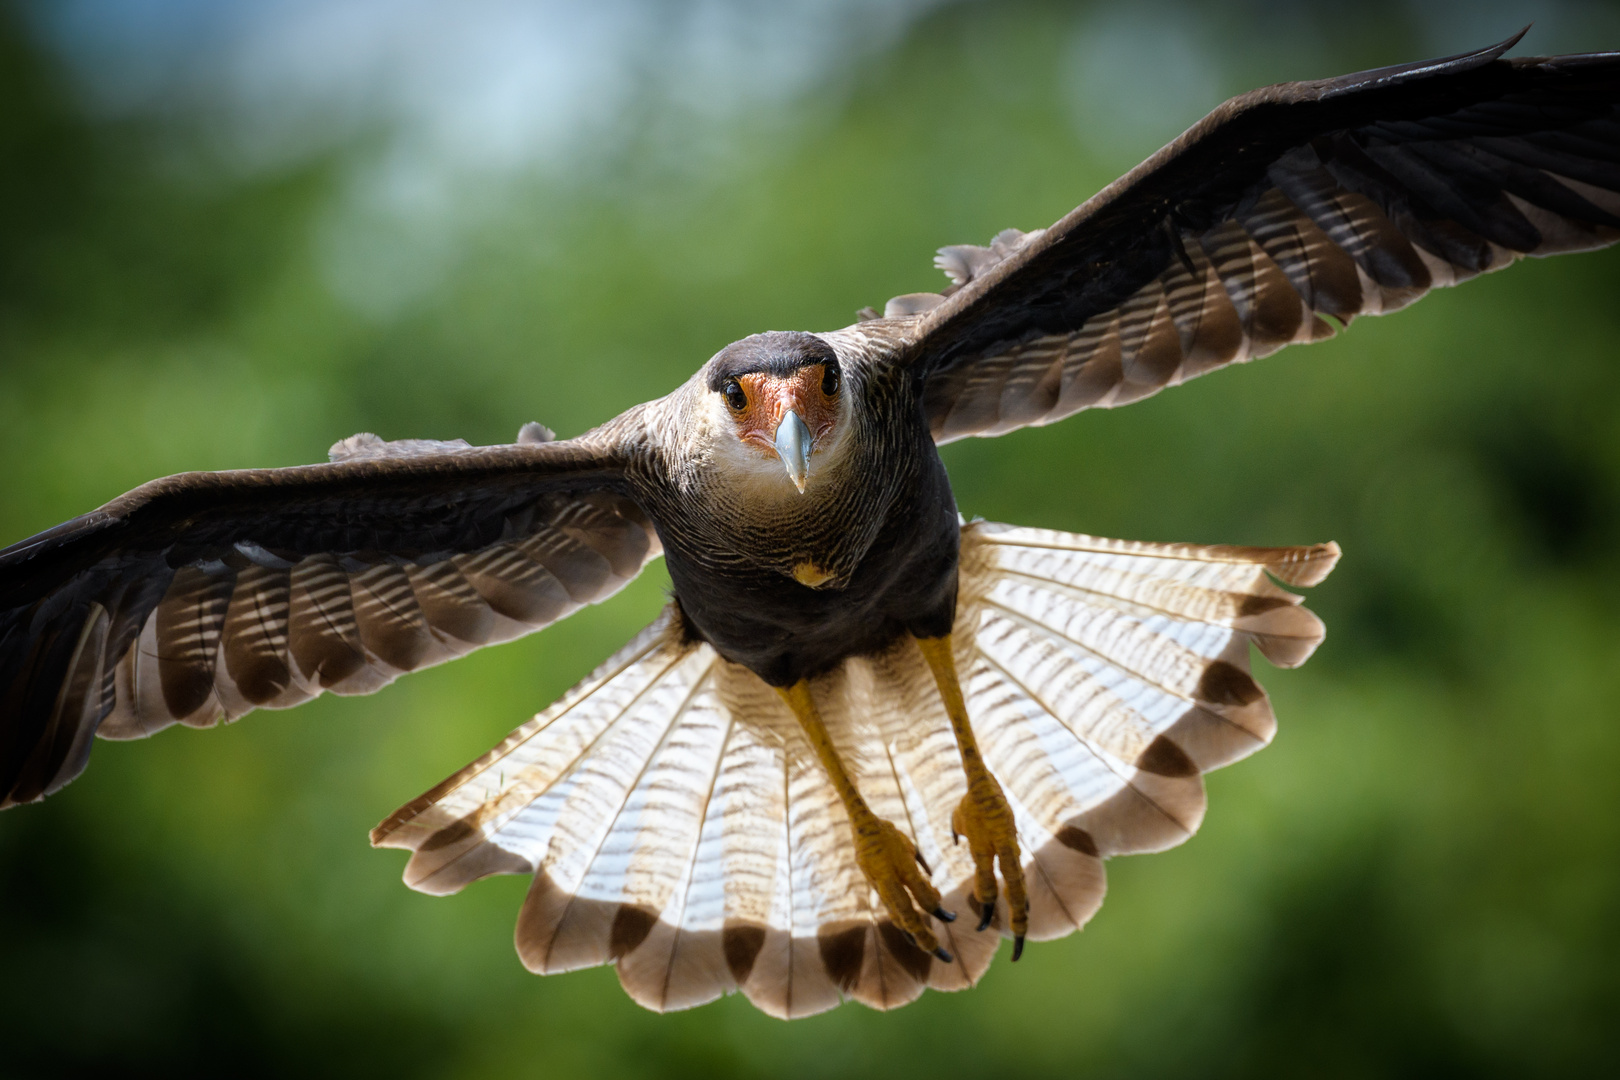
[372,522,1338,1016]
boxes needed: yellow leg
[915,635,1029,960]
[775,682,956,961]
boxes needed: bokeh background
[3,1,1619,1076]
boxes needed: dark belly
[657,454,961,686]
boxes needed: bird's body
[634,329,961,685]
[4,32,1620,1017]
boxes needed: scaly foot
[951,769,1028,960]
[851,809,957,961]
[914,634,1030,961]
[773,681,956,961]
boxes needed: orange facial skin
[727,364,840,458]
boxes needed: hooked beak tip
[774,410,813,494]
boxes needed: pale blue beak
[773,410,813,493]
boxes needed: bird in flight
[2,32,1617,1018]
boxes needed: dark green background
[3,2,1618,1076]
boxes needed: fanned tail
[372,521,1338,1016]
[955,523,1336,940]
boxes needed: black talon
[975,902,995,933]
[932,905,956,923]
[932,947,954,963]
[1012,935,1025,962]
[913,848,932,875]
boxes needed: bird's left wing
[893,34,1620,443]
[0,431,658,808]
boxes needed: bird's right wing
[890,33,1620,442]
[0,431,660,808]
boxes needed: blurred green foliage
[3,2,1619,1077]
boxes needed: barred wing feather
[904,39,1620,442]
[373,521,1337,1016]
[0,437,651,807]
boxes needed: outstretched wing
[373,522,1337,1018]
[0,434,659,808]
[895,33,1620,442]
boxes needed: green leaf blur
[2,2,1618,1077]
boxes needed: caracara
[3,33,1617,1017]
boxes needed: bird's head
[701,331,849,495]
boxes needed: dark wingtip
[1318,26,1531,100]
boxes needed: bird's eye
[821,363,841,396]
[723,379,747,411]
